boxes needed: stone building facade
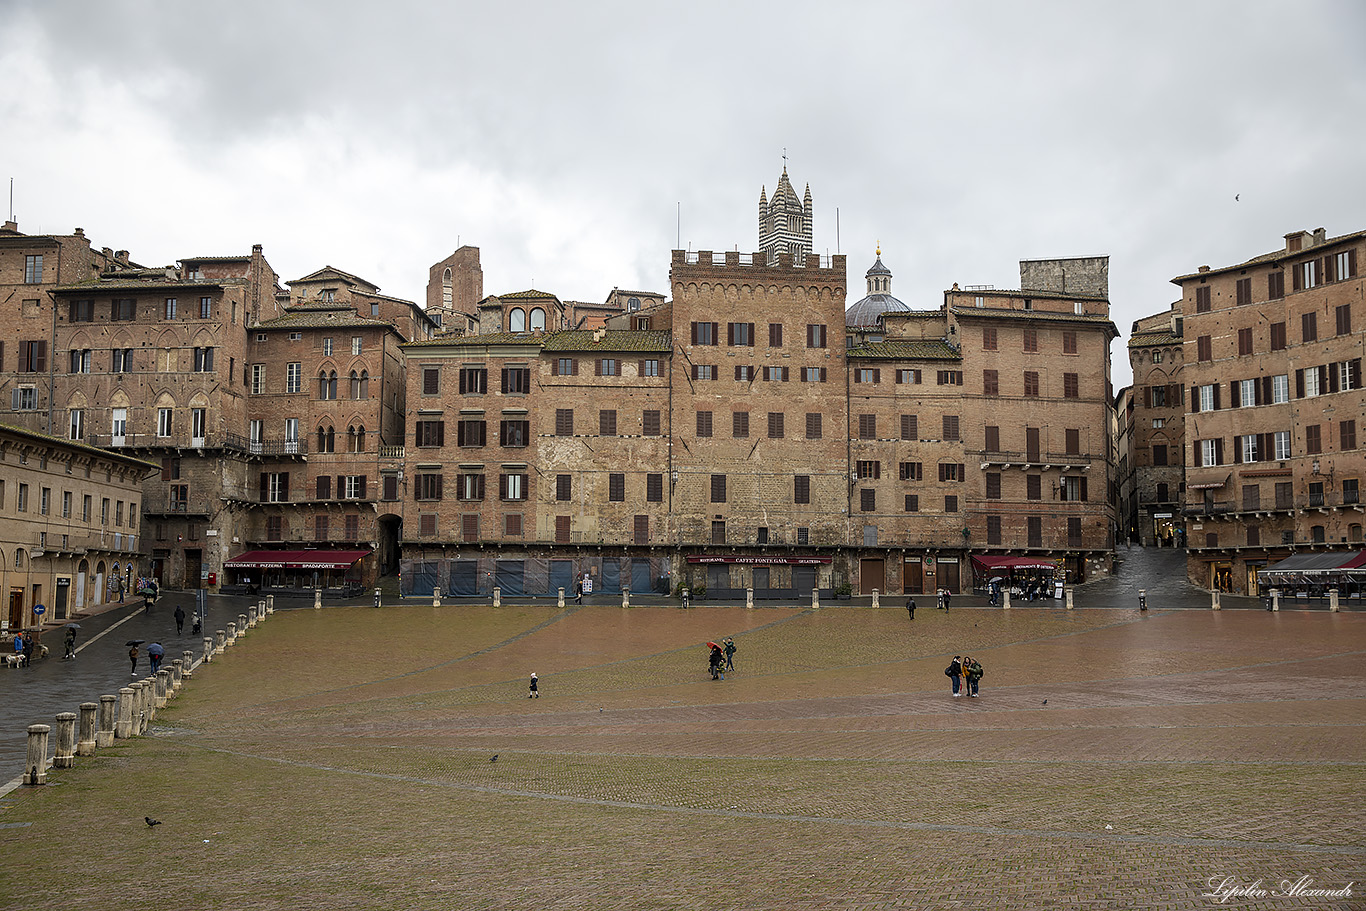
[1126,306,1186,547]
[1175,227,1364,594]
[0,422,156,626]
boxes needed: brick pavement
[0,603,1361,910]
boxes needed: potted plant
[691,584,706,601]
[834,582,853,600]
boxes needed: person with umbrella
[63,623,80,660]
[147,642,165,674]
[127,640,144,676]
[707,642,725,680]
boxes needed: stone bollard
[25,725,50,785]
[812,587,820,610]
[872,588,880,609]
[746,587,754,610]
[493,587,501,608]
[116,687,134,739]
[433,587,442,608]
[53,712,77,769]
[1211,589,1221,611]
[128,683,144,734]
[1003,589,1012,609]
[1330,588,1340,612]
[238,613,249,635]
[140,679,155,729]
[258,599,267,620]
[1271,589,1280,612]
[78,702,98,756]
[622,588,630,609]
[558,587,565,608]
[266,595,274,614]
[314,588,322,610]
[226,621,237,645]
[156,670,171,708]
[248,605,258,627]
[212,632,224,657]
[182,650,195,679]
[1065,588,1074,611]
[171,659,183,691]
[97,695,117,747]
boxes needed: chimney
[1198,265,1210,273]
[1312,227,1327,246]
[115,250,130,265]
[73,227,84,238]
[0,220,18,234]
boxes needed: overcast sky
[5,1,1364,387]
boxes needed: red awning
[971,555,1058,572]
[225,549,371,570]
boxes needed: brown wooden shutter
[1144,386,1151,407]
[727,323,734,345]
[873,369,881,383]
[1214,439,1224,465]
[1260,376,1271,404]
[1213,385,1221,410]
[1080,477,1088,501]
[1295,369,1305,398]
[1230,382,1240,408]
[358,476,367,499]
[1190,386,1200,413]
[259,473,269,501]
[1328,364,1340,394]
[1293,265,1303,291]
[1233,437,1243,464]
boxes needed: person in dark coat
[906,597,916,620]
[174,605,186,635]
[946,655,963,697]
[63,627,77,660]
[528,672,539,699]
[723,638,736,671]
[128,644,139,676]
[708,645,725,680]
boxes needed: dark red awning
[224,549,371,570]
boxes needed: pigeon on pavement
[145,817,162,827]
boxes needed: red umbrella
[706,641,721,650]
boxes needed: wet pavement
[0,547,1349,778]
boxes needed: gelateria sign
[687,555,832,565]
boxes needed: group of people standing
[945,655,984,697]
[707,638,736,680]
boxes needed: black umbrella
[65,622,82,629]
[147,643,164,656]
[126,639,145,646]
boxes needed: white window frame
[1340,361,1357,391]
[251,364,265,395]
[111,408,127,445]
[1274,430,1291,460]
[1201,439,1219,467]
[1305,369,1321,397]
[1271,374,1289,404]
[1241,435,1258,463]
[1198,384,1216,412]
[249,419,263,454]
[323,337,333,356]
[287,362,302,393]
[352,337,363,355]
[191,407,207,447]
[69,409,84,441]
[284,418,299,454]
[1239,379,1256,406]
[157,407,173,438]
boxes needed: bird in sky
[145,817,162,827]
[1235,194,1240,202]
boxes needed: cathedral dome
[845,249,909,328]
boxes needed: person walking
[945,655,963,697]
[723,637,736,671]
[574,579,583,605]
[174,605,186,635]
[128,644,139,676]
[906,596,916,620]
[528,673,539,699]
[63,626,77,660]
[943,590,952,610]
[936,589,945,610]
[708,644,725,680]
[965,656,984,697]
[21,632,34,665]
[149,646,163,675]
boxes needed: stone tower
[759,167,812,265]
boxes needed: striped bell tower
[759,165,812,265]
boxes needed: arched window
[350,370,360,399]
[351,370,369,399]
[317,426,335,453]
[319,370,337,400]
[509,308,526,332]
[348,424,367,453]
[529,308,546,331]
[442,267,452,308]
[628,297,640,312]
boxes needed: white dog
[4,653,26,668]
